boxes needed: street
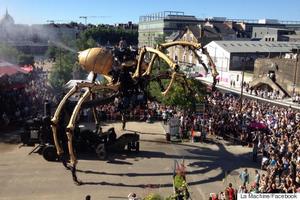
[0,122,259,200]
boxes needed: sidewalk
[197,76,300,110]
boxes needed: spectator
[254,170,260,185]
[225,183,236,200]
[239,169,249,187]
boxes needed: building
[252,27,300,42]
[251,52,300,96]
[166,24,239,76]
[138,11,300,47]
[0,10,81,58]
[138,11,202,47]
[113,21,138,30]
[204,41,300,84]
[0,9,14,26]
[228,19,300,39]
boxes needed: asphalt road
[0,122,260,200]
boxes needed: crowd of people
[0,67,55,128]
[246,88,282,100]
[229,80,300,102]
[2,60,300,198]
[206,91,300,198]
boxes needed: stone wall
[254,58,300,95]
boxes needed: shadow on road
[75,140,259,187]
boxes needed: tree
[76,35,97,50]
[149,77,205,111]
[17,54,34,66]
[45,45,58,60]
[47,35,88,90]
[48,51,79,90]
[0,43,20,63]
[77,26,138,48]
[148,55,206,111]
[0,43,34,66]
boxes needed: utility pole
[292,48,299,95]
[240,63,245,113]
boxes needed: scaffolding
[139,11,188,22]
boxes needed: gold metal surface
[159,41,201,50]
[51,85,77,155]
[133,47,146,78]
[66,89,91,165]
[161,72,177,96]
[202,47,219,77]
[78,48,113,76]
[52,40,219,183]
[143,53,157,76]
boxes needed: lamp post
[240,61,245,113]
[292,48,299,95]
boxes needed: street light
[292,48,299,95]
[240,60,245,113]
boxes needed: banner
[237,193,299,200]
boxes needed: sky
[0,0,300,25]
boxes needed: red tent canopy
[0,61,28,77]
[21,65,34,73]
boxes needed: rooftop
[139,11,198,22]
[207,41,300,53]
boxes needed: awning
[21,65,34,73]
[0,61,29,77]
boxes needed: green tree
[148,59,206,111]
[48,51,77,90]
[45,45,58,60]
[47,35,88,90]
[76,35,97,50]
[0,43,21,63]
[149,78,205,110]
[77,26,138,48]
[17,54,34,66]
